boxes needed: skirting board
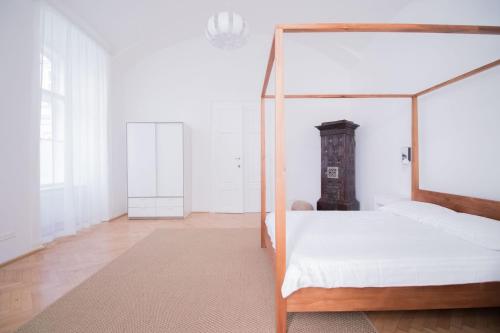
[0,214,126,268]
[0,245,45,268]
[108,213,127,222]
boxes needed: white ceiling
[48,0,411,55]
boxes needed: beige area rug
[16,229,377,333]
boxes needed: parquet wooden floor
[368,309,500,333]
[0,213,499,333]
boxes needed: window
[40,52,65,187]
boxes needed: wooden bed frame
[259,23,500,332]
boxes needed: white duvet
[265,210,500,298]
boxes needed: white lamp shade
[206,11,249,50]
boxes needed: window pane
[40,49,66,187]
[40,98,52,140]
[53,98,64,141]
[53,57,65,96]
[54,141,64,184]
[40,140,53,185]
[41,54,52,91]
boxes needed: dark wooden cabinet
[316,120,360,211]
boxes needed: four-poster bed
[259,23,500,333]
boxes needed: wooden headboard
[411,96,500,221]
[413,189,500,221]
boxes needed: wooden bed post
[261,36,275,250]
[274,27,287,333]
[411,96,419,200]
[260,97,267,248]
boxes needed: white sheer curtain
[39,3,109,242]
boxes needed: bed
[259,23,500,332]
[265,207,500,298]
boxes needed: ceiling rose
[206,11,249,50]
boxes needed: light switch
[401,147,411,165]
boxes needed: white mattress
[265,210,500,298]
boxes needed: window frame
[40,49,66,190]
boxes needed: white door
[127,123,156,197]
[156,123,184,197]
[243,104,261,212]
[211,103,244,213]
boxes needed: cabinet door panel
[156,123,184,197]
[127,123,156,197]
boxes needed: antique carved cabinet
[316,120,360,211]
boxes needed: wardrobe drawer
[156,206,183,217]
[128,198,156,208]
[128,207,156,218]
[156,197,183,207]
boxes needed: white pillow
[379,200,455,223]
[424,213,500,251]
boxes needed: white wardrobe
[127,122,191,218]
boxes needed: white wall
[109,35,352,214]
[0,0,41,263]
[347,0,500,204]
[419,66,500,201]
[110,0,500,214]
[109,33,415,212]
[266,99,411,211]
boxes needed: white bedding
[265,210,500,298]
